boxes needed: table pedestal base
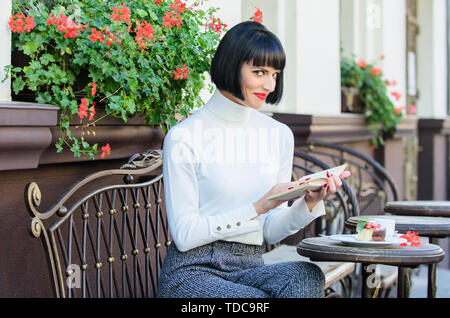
[397,267,411,298]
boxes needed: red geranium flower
[100,143,111,159]
[9,13,36,33]
[78,98,89,119]
[207,17,227,34]
[173,64,189,80]
[357,59,367,69]
[53,13,84,38]
[110,4,131,23]
[134,21,156,49]
[89,28,105,43]
[89,102,96,121]
[371,67,382,76]
[252,7,263,23]
[91,82,98,97]
[170,0,186,14]
[391,91,402,101]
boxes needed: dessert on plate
[356,220,386,241]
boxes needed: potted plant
[3,0,227,159]
[340,54,403,148]
[340,55,363,113]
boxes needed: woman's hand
[252,182,300,216]
[253,170,352,216]
[304,170,352,211]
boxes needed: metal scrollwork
[26,182,41,215]
[29,217,42,238]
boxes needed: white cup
[370,218,396,239]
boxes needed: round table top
[345,215,450,237]
[297,237,445,266]
[384,200,450,217]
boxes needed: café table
[297,236,445,298]
[345,214,450,298]
[384,200,450,298]
[384,200,450,217]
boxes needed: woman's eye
[254,70,264,76]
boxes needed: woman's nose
[263,75,276,92]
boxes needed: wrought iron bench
[26,150,168,298]
[299,140,401,297]
[25,149,356,298]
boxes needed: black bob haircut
[210,21,286,105]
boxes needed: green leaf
[36,92,52,104]
[356,218,369,233]
[136,9,148,18]
[40,54,56,66]
[12,77,26,94]
[22,42,39,56]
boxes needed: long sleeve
[163,129,260,252]
[262,127,326,245]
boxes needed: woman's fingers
[327,175,337,193]
[339,170,352,179]
[332,174,342,187]
[320,182,328,199]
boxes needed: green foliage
[340,55,403,148]
[6,0,223,159]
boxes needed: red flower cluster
[47,13,86,39]
[9,13,36,33]
[155,0,162,5]
[173,64,189,80]
[385,79,398,86]
[162,0,186,30]
[252,7,263,23]
[89,27,120,47]
[78,98,89,119]
[91,82,98,97]
[89,102,96,121]
[400,231,422,247]
[170,0,186,14]
[207,18,227,34]
[100,144,111,159]
[163,10,182,29]
[78,89,96,121]
[110,4,131,23]
[390,91,402,101]
[89,28,105,43]
[357,59,367,68]
[134,21,156,49]
[371,67,382,76]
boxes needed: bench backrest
[25,150,170,298]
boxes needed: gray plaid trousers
[156,240,325,298]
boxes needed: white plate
[327,234,407,247]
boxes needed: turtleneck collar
[205,90,252,123]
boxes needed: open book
[267,164,347,201]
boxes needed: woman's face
[223,61,281,110]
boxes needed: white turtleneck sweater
[163,90,325,252]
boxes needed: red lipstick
[254,93,268,101]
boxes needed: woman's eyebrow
[251,66,280,72]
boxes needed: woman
[157,21,350,298]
